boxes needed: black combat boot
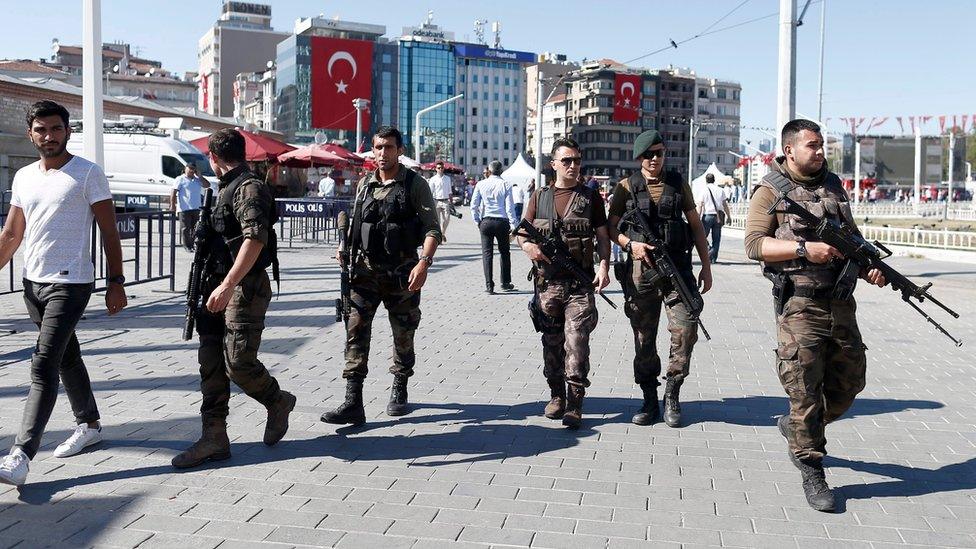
[386,375,409,416]
[663,377,683,428]
[321,379,366,425]
[631,383,660,426]
[264,390,296,445]
[562,385,584,430]
[777,415,835,512]
[486,283,495,295]
[798,459,836,512]
[172,417,231,469]
[543,379,566,419]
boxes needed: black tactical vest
[352,169,425,265]
[623,170,693,269]
[211,168,279,279]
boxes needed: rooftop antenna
[474,19,487,45]
[492,21,502,49]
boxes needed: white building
[453,43,535,174]
[198,1,287,117]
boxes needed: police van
[66,121,213,199]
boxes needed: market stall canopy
[277,144,363,168]
[190,129,294,163]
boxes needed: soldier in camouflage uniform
[173,129,296,469]
[321,126,441,426]
[607,130,713,428]
[518,138,611,430]
[745,119,886,512]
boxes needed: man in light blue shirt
[170,163,209,251]
[471,160,517,294]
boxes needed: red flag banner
[311,36,374,131]
[938,115,947,133]
[962,115,970,133]
[909,116,916,134]
[612,73,642,123]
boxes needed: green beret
[633,130,664,159]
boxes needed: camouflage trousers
[343,264,422,380]
[776,296,866,462]
[196,271,283,421]
[538,279,599,388]
[624,270,699,387]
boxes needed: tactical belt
[791,286,834,299]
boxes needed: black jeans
[479,217,512,288]
[15,280,99,459]
[179,209,200,250]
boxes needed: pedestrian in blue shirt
[471,161,517,294]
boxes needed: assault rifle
[335,210,353,326]
[512,219,617,309]
[618,208,711,341]
[182,188,214,341]
[447,200,463,219]
[768,193,962,347]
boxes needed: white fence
[725,202,976,251]
[730,201,976,221]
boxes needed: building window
[471,140,477,149]
[472,107,477,115]
[733,89,740,100]
[717,138,726,148]
[717,88,727,99]
[698,89,707,98]
[472,74,478,83]
[483,141,488,149]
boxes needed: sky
[3,0,974,145]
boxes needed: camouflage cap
[633,130,664,159]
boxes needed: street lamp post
[352,98,370,153]
[414,94,463,164]
[82,0,104,166]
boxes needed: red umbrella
[190,129,294,162]
[277,144,348,168]
[318,143,362,164]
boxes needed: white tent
[690,163,731,197]
[502,153,538,191]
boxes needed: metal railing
[0,211,177,295]
[730,200,976,220]
[275,198,353,247]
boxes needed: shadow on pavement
[682,395,943,427]
[830,455,976,503]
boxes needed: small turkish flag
[612,73,642,123]
[311,36,374,131]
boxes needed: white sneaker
[0,449,29,486]
[53,424,103,458]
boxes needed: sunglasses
[641,149,665,160]
[557,156,582,166]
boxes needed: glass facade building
[398,40,456,163]
[453,44,534,174]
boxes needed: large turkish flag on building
[311,36,374,131]
[612,73,642,123]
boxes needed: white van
[66,131,214,197]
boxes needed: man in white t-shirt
[318,172,336,198]
[170,163,209,251]
[0,100,127,486]
[427,161,453,241]
[695,173,732,264]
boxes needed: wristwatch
[625,241,634,253]
[419,255,433,266]
[108,275,126,286]
[796,240,807,258]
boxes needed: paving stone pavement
[0,207,974,549]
